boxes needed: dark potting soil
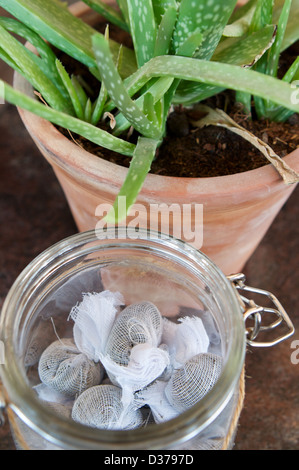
[55,22,299,178]
[59,106,298,178]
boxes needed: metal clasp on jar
[228,273,295,348]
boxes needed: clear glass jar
[0,229,246,450]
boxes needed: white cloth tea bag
[72,384,143,430]
[104,301,163,365]
[38,338,103,398]
[165,353,223,412]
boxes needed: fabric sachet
[35,290,223,433]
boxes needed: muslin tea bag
[165,353,223,412]
[72,384,143,430]
[38,338,104,398]
[104,301,163,365]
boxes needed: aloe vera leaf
[263,57,299,122]
[105,137,160,223]
[0,0,136,78]
[0,24,72,114]
[56,59,85,120]
[84,98,93,123]
[71,76,89,109]
[273,0,299,51]
[154,6,178,57]
[176,31,204,58]
[90,25,110,125]
[173,24,278,105]
[91,83,108,126]
[242,0,274,119]
[81,0,129,32]
[153,98,164,132]
[247,0,274,78]
[126,0,157,67]
[152,0,178,24]
[92,33,161,139]
[227,0,258,24]
[220,24,277,119]
[235,90,252,116]
[142,93,164,134]
[268,105,296,123]
[142,92,156,124]
[266,0,292,78]
[123,25,275,103]
[223,0,258,37]
[113,76,174,135]
[271,59,299,121]
[0,16,65,94]
[125,55,299,115]
[115,0,130,27]
[259,0,293,118]
[173,0,237,60]
[0,0,97,66]
[0,47,22,75]
[213,24,276,66]
[282,56,299,84]
[249,0,274,33]
[0,80,135,157]
[92,27,122,123]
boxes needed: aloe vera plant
[0,0,298,222]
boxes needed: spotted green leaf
[71,76,89,109]
[249,0,274,34]
[152,0,178,24]
[0,0,136,78]
[113,76,174,135]
[125,55,299,116]
[282,56,299,84]
[253,0,293,120]
[173,24,278,105]
[127,0,157,67]
[92,33,161,139]
[115,0,130,28]
[223,0,258,37]
[273,0,299,51]
[0,23,71,114]
[176,31,204,58]
[213,25,276,67]
[271,60,299,121]
[81,0,129,32]
[55,59,84,119]
[266,0,292,78]
[173,0,238,59]
[0,80,135,157]
[105,137,160,223]
[0,17,66,95]
[154,6,178,57]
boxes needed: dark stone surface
[0,82,298,450]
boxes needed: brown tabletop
[0,57,298,451]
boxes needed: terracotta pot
[14,2,298,275]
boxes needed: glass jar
[0,229,273,450]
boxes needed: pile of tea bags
[35,290,223,431]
